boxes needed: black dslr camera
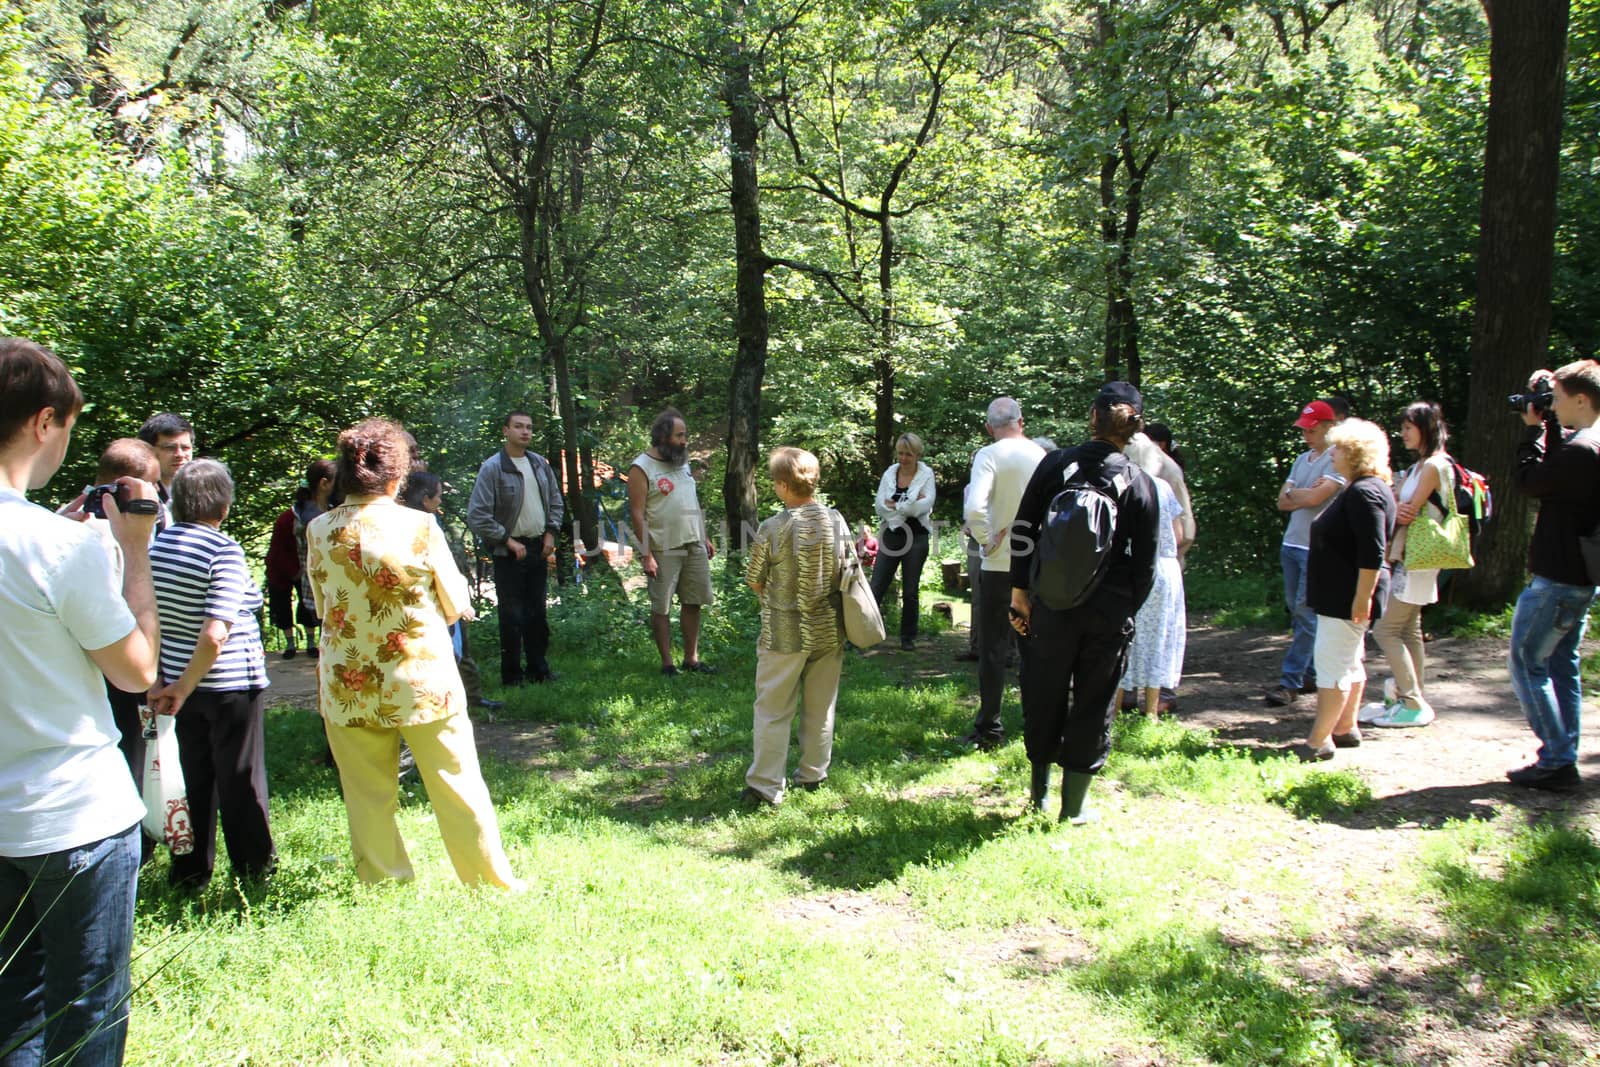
[83,483,161,518]
[1504,375,1555,415]
[1508,389,1554,414]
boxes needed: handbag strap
[832,509,858,592]
[1423,457,1458,519]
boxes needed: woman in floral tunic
[307,418,519,888]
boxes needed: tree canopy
[2,0,1593,600]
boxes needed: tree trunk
[721,12,769,553]
[874,214,896,467]
[1460,0,1569,606]
[1099,153,1143,385]
[549,342,588,585]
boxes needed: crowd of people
[4,327,1599,1066]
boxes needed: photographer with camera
[1,338,161,1066]
[1505,360,1600,792]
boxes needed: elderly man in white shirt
[962,397,1046,749]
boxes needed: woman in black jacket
[1303,418,1397,760]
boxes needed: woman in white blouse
[869,432,936,650]
[1365,401,1451,728]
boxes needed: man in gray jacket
[467,410,565,685]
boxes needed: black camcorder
[83,483,161,519]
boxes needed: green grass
[110,558,1599,1065]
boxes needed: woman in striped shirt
[149,458,275,889]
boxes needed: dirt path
[1175,621,1600,823]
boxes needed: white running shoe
[1357,700,1391,725]
[1370,701,1436,728]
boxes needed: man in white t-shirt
[467,410,566,686]
[961,397,1046,749]
[0,337,162,1067]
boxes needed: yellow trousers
[324,713,518,888]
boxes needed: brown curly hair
[335,418,411,496]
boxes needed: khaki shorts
[649,541,714,615]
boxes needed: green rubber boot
[1028,762,1051,811]
[1059,771,1096,825]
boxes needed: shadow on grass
[1073,825,1600,1067]
[776,795,1011,890]
[1302,779,1597,831]
[1426,823,1600,1017]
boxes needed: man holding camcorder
[1505,359,1600,792]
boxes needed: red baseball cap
[1294,400,1336,429]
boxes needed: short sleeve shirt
[1282,448,1346,549]
[151,524,268,691]
[307,496,471,728]
[746,504,847,655]
[0,489,144,856]
[632,452,704,550]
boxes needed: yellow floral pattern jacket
[307,495,470,728]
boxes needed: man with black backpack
[1505,359,1600,792]
[1008,382,1159,823]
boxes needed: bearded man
[628,408,717,676]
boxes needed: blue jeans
[1278,544,1318,690]
[1508,576,1597,769]
[0,823,140,1067]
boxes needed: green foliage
[1263,768,1375,819]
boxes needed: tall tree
[1029,0,1237,387]
[719,0,777,550]
[767,5,984,466]
[1462,0,1570,604]
[298,0,691,559]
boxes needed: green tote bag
[1404,472,1474,571]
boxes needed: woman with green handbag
[1366,402,1454,729]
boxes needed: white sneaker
[1371,701,1435,728]
[1357,701,1391,725]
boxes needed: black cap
[1094,380,1143,415]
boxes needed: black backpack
[1029,453,1134,611]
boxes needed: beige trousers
[746,646,844,802]
[1372,600,1427,705]
[325,713,518,887]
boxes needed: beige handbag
[834,510,886,647]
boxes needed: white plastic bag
[140,706,194,856]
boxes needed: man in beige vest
[628,408,717,676]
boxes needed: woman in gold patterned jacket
[307,418,520,888]
[742,447,853,806]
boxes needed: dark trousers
[493,553,550,685]
[1019,602,1134,773]
[869,525,930,640]
[973,571,1015,739]
[106,683,156,865]
[965,540,982,654]
[170,688,275,887]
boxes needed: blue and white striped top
[151,523,268,691]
